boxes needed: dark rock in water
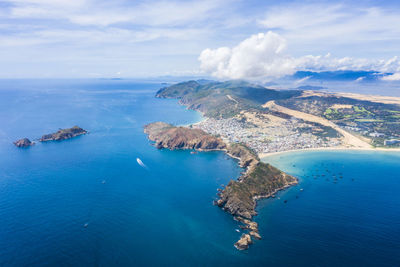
[249,231,262,240]
[40,126,87,142]
[13,138,34,147]
[234,234,252,250]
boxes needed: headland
[144,122,297,250]
[145,79,400,250]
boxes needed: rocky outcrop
[249,231,261,240]
[13,138,34,147]
[234,234,252,250]
[143,122,297,250]
[226,143,258,172]
[144,122,226,150]
[216,163,297,219]
[40,126,87,142]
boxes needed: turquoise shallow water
[0,79,399,266]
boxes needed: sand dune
[262,100,372,149]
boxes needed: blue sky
[1,0,400,79]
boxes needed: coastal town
[157,80,400,155]
[192,112,342,154]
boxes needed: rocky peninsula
[144,122,297,250]
[144,122,226,150]
[14,138,35,148]
[40,126,87,142]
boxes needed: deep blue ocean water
[0,79,399,266]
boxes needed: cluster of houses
[194,117,341,154]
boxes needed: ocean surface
[0,79,399,266]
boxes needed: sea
[0,79,399,266]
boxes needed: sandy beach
[259,146,400,159]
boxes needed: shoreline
[259,146,400,159]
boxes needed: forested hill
[156,80,301,118]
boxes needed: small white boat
[235,229,240,233]
[137,158,147,168]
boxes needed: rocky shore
[13,138,35,148]
[14,126,87,148]
[144,122,297,250]
[39,126,87,142]
[144,122,226,150]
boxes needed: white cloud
[7,0,227,27]
[259,4,400,42]
[199,32,400,80]
[199,31,296,80]
[382,73,400,81]
[259,4,346,32]
[255,3,400,61]
[2,0,400,78]
[294,54,400,73]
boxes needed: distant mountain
[295,85,325,90]
[292,70,385,81]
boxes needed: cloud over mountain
[199,32,295,80]
[199,32,400,80]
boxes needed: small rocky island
[13,138,35,148]
[40,126,87,142]
[144,122,297,250]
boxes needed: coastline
[143,122,298,250]
[154,82,400,251]
[180,108,206,127]
[259,146,400,159]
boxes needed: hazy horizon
[1,0,400,82]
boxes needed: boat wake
[136,158,148,169]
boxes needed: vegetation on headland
[144,122,297,250]
[156,80,301,119]
[158,80,400,147]
[146,79,400,249]
[144,122,227,150]
[217,161,297,219]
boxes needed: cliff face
[226,143,258,171]
[216,161,297,250]
[217,162,297,219]
[144,122,226,150]
[14,138,34,147]
[40,126,87,142]
[144,122,297,250]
